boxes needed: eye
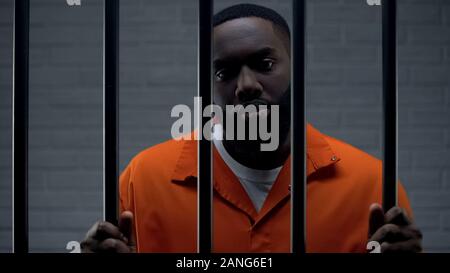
[215,67,236,82]
[215,69,226,81]
[258,59,274,72]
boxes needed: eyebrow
[213,47,276,68]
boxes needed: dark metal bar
[382,0,398,212]
[198,0,213,253]
[291,0,307,254]
[13,0,30,254]
[104,0,119,224]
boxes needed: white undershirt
[212,125,282,212]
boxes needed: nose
[235,66,263,102]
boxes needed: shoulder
[131,138,185,168]
[124,136,191,185]
[317,132,383,197]
[325,134,381,177]
[119,135,197,214]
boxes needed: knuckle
[102,238,117,250]
[96,221,106,231]
[380,242,390,252]
[383,224,398,235]
[393,207,402,214]
[387,223,399,232]
[390,207,402,218]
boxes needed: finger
[380,240,423,253]
[372,224,423,245]
[97,238,132,253]
[368,203,385,238]
[385,206,411,226]
[88,221,126,242]
[370,224,403,243]
[119,211,136,250]
[81,237,107,253]
[80,238,96,253]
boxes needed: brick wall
[0,0,449,252]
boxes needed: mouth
[240,100,271,119]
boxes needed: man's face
[213,17,291,114]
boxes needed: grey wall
[0,0,449,252]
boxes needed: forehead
[213,17,285,61]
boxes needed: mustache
[239,86,291,109]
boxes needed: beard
[220,86,291,166]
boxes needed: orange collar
[171,124,340,183]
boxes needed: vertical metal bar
[12,0,30,254]
[198,0,213,253]
[104,0,119,224]
[382,0,398,212]
[291,0,307,253]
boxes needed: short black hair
[213,3,291,39]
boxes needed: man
[81,4,422,253]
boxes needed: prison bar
[13,0,30,254]
[198,0,213,253]
[291,0,307,254]
[104,0,119,224]
[382,0,398,212]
